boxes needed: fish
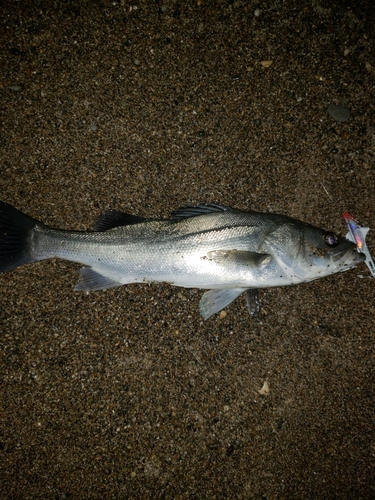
[0,201,365,320]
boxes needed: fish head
[301,225,365,279]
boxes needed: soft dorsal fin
[94,210,146,231]
[171,203,234,220]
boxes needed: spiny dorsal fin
[94,210,146,231]
[171,203,234,220]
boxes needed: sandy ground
[1,0,374,498]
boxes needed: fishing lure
[343,211,375,278]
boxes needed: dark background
[1,0,374,498]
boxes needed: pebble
[260,60,273,68]
[334,153,344,168]
[327,103,351,122]
[258,380,270,395]
[90,124,97,132]
[10,84,24,91]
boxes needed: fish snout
[331,244,365,272]
[342,247,366,267]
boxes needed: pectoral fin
[206,250,271,268]
[199,288,247,320]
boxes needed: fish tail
[0,201,43,273]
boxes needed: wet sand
[1,1,374,498]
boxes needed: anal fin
[74,267,122,291]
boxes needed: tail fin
[0,201,42,272]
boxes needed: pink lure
[343,211,375,278]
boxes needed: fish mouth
[333,246,366,268]
[358,252,366,262]
[356,251,366,263]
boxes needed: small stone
[327,103,351,122]
[134,59,140,66]
[254,8,260,16]
[334,153,344,168]
[260,60,273,68]
[90,124,97,131]
[10,84,24,92]
[258,380,270,395]
[219,310,227,319]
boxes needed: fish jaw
[331,244,366,272]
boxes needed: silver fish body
[0,202,365,319]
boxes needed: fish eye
[324,232,338,247]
